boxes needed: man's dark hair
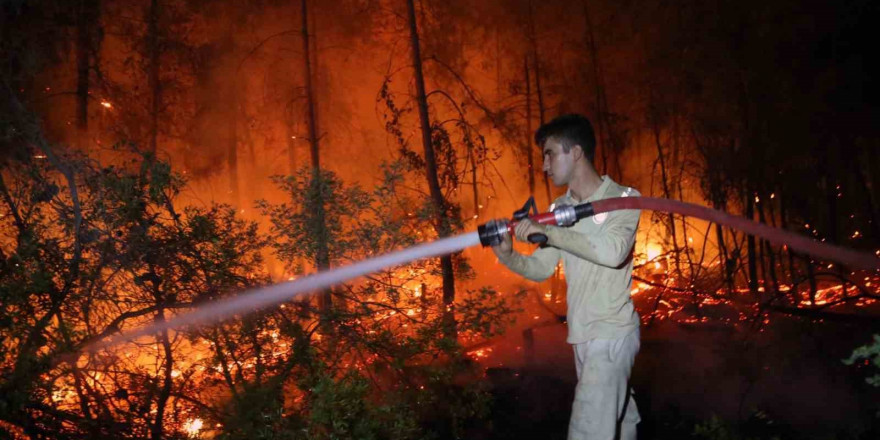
[534,114,596,162]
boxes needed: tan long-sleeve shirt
[498,176,641,344]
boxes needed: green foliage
[843,335,880,388]
[0,148,268,438]
[247,164,515,439]
[215,383,303,440]
[304,370,420,440]
[2,63,515,440]
[256,168,371,270]
[458,287,522,338]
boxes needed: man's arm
[544,208,640,268]
[514,208,640,268]
[492,230,560,281]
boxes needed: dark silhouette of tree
[74,0,102,138]
[299,0,332,313]
[404,0,460,340]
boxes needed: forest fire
[2,0,880,438]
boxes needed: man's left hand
[513,219,547,243]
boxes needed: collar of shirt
[562,175,613,205]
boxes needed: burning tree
[248,162,519,438]
[0,134,519,439]
[0,137,267,438]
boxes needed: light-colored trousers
[568,329,640,440]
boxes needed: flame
[468,347,492,359]
[183,418,203,436]
[646,242,663,261]
[100,101,112,109]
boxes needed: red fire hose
[479,197,880,271]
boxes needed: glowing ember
[468,348,492,359]
[100,101,112,108]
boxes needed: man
[492,114,641,439]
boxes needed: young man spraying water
[492,114,641,439]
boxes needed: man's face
[542,138,577,186]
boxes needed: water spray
[90,232,481,350]
[89,196,878,352]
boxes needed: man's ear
[571,144,584,161]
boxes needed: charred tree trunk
[147,0,160,154]
[806,259,818,305]
[302,0,320,173]
[716,222,734,292]
[522,327,535,366]
[533,55,552,206]
[582,0,623,179]
[652,123,682,277]
[745,191,759,296]
[301,0,332,312]
[406,0,456,340]
[524,56,535,197]
[151,324,173,440]
[470,146,479,218]
[149,270,174,440]
[582,0,606,175]
[526,1,562,302]
[75,0,100,140]
[221,10,241,207]
[527,0,552,206]
[779,193,801,304]
[287,120,297,175]
[761,193,780,294]
[227,76,240,207]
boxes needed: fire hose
[478,196,880,271]
[84,196,877,351]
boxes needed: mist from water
[93,232,482,350]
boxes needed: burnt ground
[482,316,880,439]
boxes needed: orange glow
[15,7,880,435]
[468,347,493,359]
[646,242,663,261]
[183,418,203,436]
